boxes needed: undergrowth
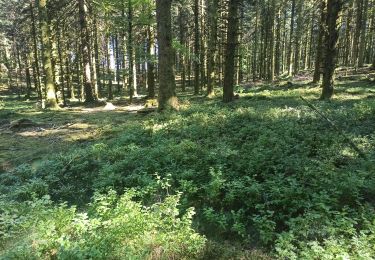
[1,80,375,258]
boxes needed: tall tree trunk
[147,26,155,98]
[313,0,326,83]
[293,0,303,75]
[207,0,219,97]
[358,0,369,67]
[252,1,259,81]
[352,0,363,66]
[343,4,353,66]
[223,0,240,102]
[194,0,200,95]
[268,0,276,81]
[65,44,74,99]
[78,0,95,103]
[275,7,282,76]
[30,0,42,100]
[115,34,121,92]
[38,0,58,108]
[178,6,186,92]
[93,17,101,96]
[106,34,113,100]
[287,0,296,76]
[321,0,343,100]
[156,0,179,110]
[200,0,206,91]
[25,54,32,99]
[57,25,66,106]
[128,0,136,102]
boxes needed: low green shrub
[0,190,206,259]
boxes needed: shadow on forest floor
[1,68,375,172]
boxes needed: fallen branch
[300,96,367,160]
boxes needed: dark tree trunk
[78,0,95,103]
[30,0,42,100]
[156,0,178,110]
[93,17,101,96]
[352,0,363,66]
[223,0,241,103]
[194,0,200,95]
[147,26,155,98]
[358,0,369,67]
[57,25,66,106]
[207,0,219,97]
[321,0,343,100]
[178,6,186,92]
[287,0,296,76]
[128,1,136,102]
[313,0,326,83]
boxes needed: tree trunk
[178,6,186,92]
[321,0,343,100]
[343,4,353,66]
[30,0,42,100]
[352,0,363,66]
[93,17,101,96]
[147,26,155,98]
[287,0,296,76]
[106,34,113,100]
[223,0,240,102]
[156,0,178,110]
[207,0,219,97]
[57,25,66,106]
[313,0,326,83]
[358,0,369,67]
[78,0,95,103]
[38,0,58,108]
[128,0,136,102]
[275,7,282,76]
[194,0,200,95]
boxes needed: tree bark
[78,0,95,103]
[207,0,219,97]
[30,0,42,100]
[223,0,241,103]
[156,0,178,110]
[287,0,296,76]
[147,26,155,98]
[313,0,326,83]
[358,0,369,67]
[352,0,363,66]
[38,0,58,108]
[321,0,343,100]
[128,0,136,102]
[194,0,200,95]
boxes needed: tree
[223,0,241,102]
[207,0,219,97]
[38,0,58,109]
[320,0,343,100]
[156,0,178,110]
[78,0,95,103]
[313,0,326,83]
[193,0,200,95]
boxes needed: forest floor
[0,92,153,172]
[1,68,375,258]
[1,67,374,174]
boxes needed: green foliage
[1,80,375,258]
[0,190,205,259]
